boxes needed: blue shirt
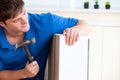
[0,12,78,80]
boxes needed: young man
[0,0,91,80]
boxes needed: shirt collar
[0,27,15,49]
[0,26,35,50]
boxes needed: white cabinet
[89,26,120,80]
[89,26,103,80]
[48,34,89,80]
[102,27,120,80]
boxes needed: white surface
[89,26,120,80]
[102,27,120,80]
[57,34,89,80]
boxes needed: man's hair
[0,0,24,22]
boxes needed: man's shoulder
[28,12,53,18]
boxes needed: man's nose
[21,16,27,25]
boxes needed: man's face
[1,7,30,36]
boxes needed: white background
[23,0,120,11]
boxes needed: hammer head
[15,38,36,51]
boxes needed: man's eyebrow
[12,16,20,21]
[12,9,25,20]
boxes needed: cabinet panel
[102,27,120,80]
[89,26,120,80]
[48,34,89,80]
[89,26,103,80]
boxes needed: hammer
[15,38,40,80]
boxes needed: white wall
[23,0,120,10]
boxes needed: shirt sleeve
[48,13,79,33]
[28,12,78,34]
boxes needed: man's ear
[0,21,5,27]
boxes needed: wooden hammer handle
[23,46,40,80]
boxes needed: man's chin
[24,26,30,32]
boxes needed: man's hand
[63,20,91,46]
[63,27,80,46]
[23,61,39,78]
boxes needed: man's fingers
[64,28,71,45]
[25,61,39,78]
[63,28,80,46]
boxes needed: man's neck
[4,30,25,45]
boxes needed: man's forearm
[0,69,27,80]
[73,20,92,35]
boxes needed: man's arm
[0,69,26,80]
[0,61,39,80]
[63,20,91,46]
[73,20,92,35]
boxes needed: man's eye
[13,19,19,23]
